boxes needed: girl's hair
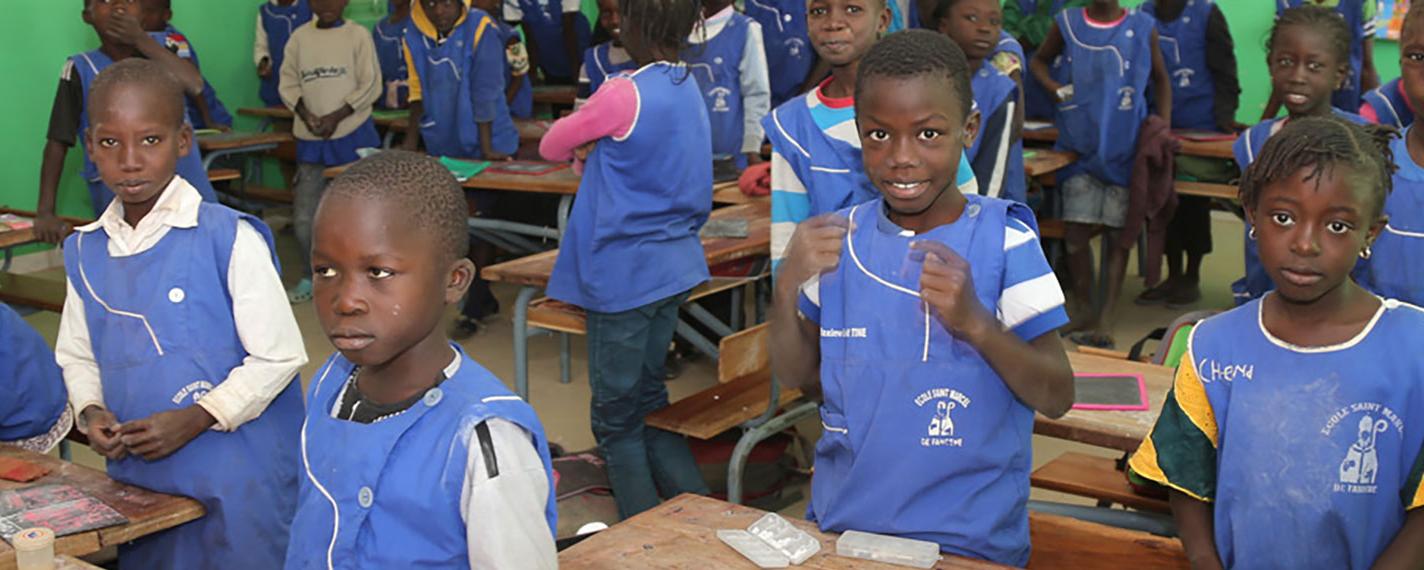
[619,0,700,61]
[1267,6,1353,66]
[1239,116,1396,219]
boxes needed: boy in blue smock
[373,0,412,109]
[745,0,816,108]
[1030,0,1171,348]
[255,0,313,108]
[1362,2,1422,131]
[1130,116,1424,570]
[474,0,535,118]
[1266,0,1379,115]
[0,303,71,454]
[503,0,590,84]
[684,0,771,170]
[285,151,557,569]
[936,0,1026,203]
[139,0,232,130]
[771,31,1074,566]
[576,0,636,106]
[54,59,307,570]
[34,0,218,244]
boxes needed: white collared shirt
[688,4,772,155]
[56,176,308,432]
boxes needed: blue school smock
[968,56,1027,203]
[1052,8,1154,188]
[1142,0,1217,131]
[1015,0,1072,120]
[259,0,314,108]
[405,7,519,159]
[685,13,755,162]
[511,0,591,81]
[68,50,218,218]
[1231,109,1368,305]
[798,196,1048,566]
[745,0,814,108]
[494,19,535,119]
[582,42,637,96]
[548,63,712,313]
[1360,131,1424,306]
[373,16,411,109]
[1132,299,1424,570]
[0,303,66,446]
[62,202,301,570]
[154,26,233,130]
[1278,0,1369,111]
[1363,78,1414,130]
[285,346,557,569]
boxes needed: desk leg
[674,320,720,361]
[2,246,12,272]
[556,195,573,240]
[559,333,572,384]
[683,302,735,338]
[513,285,539,401]
[728,400,818,505]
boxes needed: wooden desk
[712,181,766,205]
[236,106,291,120]
[325,161,580,195]
[244,108,549,145]
[1033,351,1174,452]
[1024,149,1076,179]
[533,85,578,106]
[1024,125,1059,143]
[560,494,1009,569]
[0,227,34,250]
[195,131,292,152]
[1020,126,1236,160]
[0,445,204,570]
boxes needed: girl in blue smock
[1001,0,1075,120]
[1272,0,1378,113]
[505,0,592,83]
[577,0,637,104]
[1361,125,1424,306]
[935,0,1027,203]
[683,0,771,168]
[256,0,313,107]
[538,0,712,519]
[0,303,70,454]
[1130,116,1424,570]
[745,0,816,108]
[373,0,412,109]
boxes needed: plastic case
[835,530,942,568]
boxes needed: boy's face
[938,0,1001,64]
[857,73,978,217]
[471,0,499,16]
[1247,165,1383,305]
[1269,25,1346,118]
[597,0,621,45]
[84,0,146,42]
[311,0,349,25]
[1401,22,1424,117]
[138,0,169,32]
[85,81,188,210]
[312,194,473,368]
[807,0,889,67]
[423,0,465,35]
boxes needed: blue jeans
[586,290,709,519]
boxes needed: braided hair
[1239,116,1396,220]
[619,0,700,64]
[856,29,974,120]
[1268,5,1353,68]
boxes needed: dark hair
[324,150,469,264]
[855,29,973,119]
[1404,0,1424,43]
[1268,6,1353,67]
[930,0,965,27]
[1239,116,1396,219]
[89,59,185,128]
[619,0,700,59]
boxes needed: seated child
[285,150,557,569]
[140,0,233,130]
[475,0,535,118]
[684,0,772,169]
[278,0,383,304]
[1001,0,1081,120]
[0,303,71,454]
[538,0,711,519]
[1267,0,1378,116]
[1030,0,1171,348]
[1234,6,1368,305]
[255,0,313,108]
[744,0,817,108]
[373,0,412,109]
[771,30,1073,566]
[55,59,307,569]
[936,0,1027,203]
[1134,0,1241,308]
[504,0,591,84]
[1129,116,1424,570]
[576,0,636,106]
[35,0,218,242]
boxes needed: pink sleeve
[539,77,639,162]
[1360,101,1379,124]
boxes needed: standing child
[1129,116,1424,570]
[475,0,535,118]
[55,59,307,570]
[1031,0,1171,348]
[771,31,1073,565]
[936,0,1026,203]
[577,0,636,106]
[285,151,556,569]
[34,0,218,244]
[504,0,591,84]
[373,0,413,109]
[1134,0,1241,308]
[1233,6,1367,305]
[745,0,817,108]
[256,0,314,108]
[1002,0,1082,120]
[279,0,383,304]
[1266,0,1379,116]
[139,0,233,130]
[538,0,711,519]
[684,0,772,169]
[0,304,71,454]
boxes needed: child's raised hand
[779,214,850,286]
[104,11,147,48]
[116,406,216,462]
[911,240,993,340]
[80,406,128,461]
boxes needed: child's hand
[257,57,273,78]
[81,406,128,461]
[779,214,850,286]
[104,11,147,48]
[116,406,217,461]
[33,214,72,245]
[572,142,597,162]
[912,240,994,341]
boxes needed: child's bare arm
[1029,24,1065,98]
[35,140,72,244]
[107,12,203,96]
[770,215,849,395]
[1372,509,1424,570]
[1361,37,1381,94]
[561,13,582,83]
[1169,491,1224,570]
[1149,29,1172,126]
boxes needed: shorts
[1062,173,1128,228]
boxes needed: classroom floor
[18,209,1245,526]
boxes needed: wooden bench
[1031,452,1170,514]
[1027,510,1188,569]
[1176,180,1238,201]
[0,272,65,313]
[207,168,241,183]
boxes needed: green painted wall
[0,1,1402,222]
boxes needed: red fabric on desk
[738,162,770,197]
[1121,115,1181,287]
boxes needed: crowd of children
[5,0,1424,567]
